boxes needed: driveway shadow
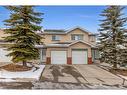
[43,65,88,84]
[49,65,64,82]
[61,65,87,83]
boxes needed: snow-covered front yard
[0,65,45,82]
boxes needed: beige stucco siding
[46,47,68,57]
[42,34,62,44]
[68,42,91,57]
[88,35,96,45]
[60,29,89,43]
[46,42,91,58]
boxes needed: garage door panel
[72,50,87,64]
[51,51,67,64]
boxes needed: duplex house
[36,27,99,64]
[0,27,99,64]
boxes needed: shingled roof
[43,29,66,34]
[40,27,97,35]
[44,29,66,32]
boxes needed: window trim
[52,35,61,41]
[71,34,84,40]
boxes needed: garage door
[72,50,87,64]
[51,51,67,64]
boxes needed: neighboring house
[36,27,99,64]
[0,29,12,63]
[0,27,99,64]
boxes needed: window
[95,50,100,59]
[71,34,83,40]
[90,36,95,42]
[52,35,60,41]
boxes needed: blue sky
[0,6,127,33]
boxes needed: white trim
[46,43,68,47]
[35,45,45,48]
[68,40,95,47]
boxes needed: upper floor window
[71,34,83,40]
[90,36,95,42]
[52,35,61,41]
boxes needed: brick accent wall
[47,57,92,64]
[46,57,51,64]
[67,57,72,64]
[88,57,92,64]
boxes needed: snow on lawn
[0,65,45,82]
[0,78,16,82]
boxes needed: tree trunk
[113,63,117,69]
[23,61,27,67]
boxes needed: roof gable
[66,26,91,34]
[68,40,94,47]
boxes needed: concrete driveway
[74,65,126,85]
[41,65,127,85]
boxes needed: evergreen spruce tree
[120,35,127,67]
[4,6,43,67]
[98,6,127,69]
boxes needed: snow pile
[0,78,16,82]
[0,65,45,82]
[116,45,126,49]
[31,82,127,89]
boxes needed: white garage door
[0,48,12,62]
[72,50,87,64]
[51,51,67,64]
